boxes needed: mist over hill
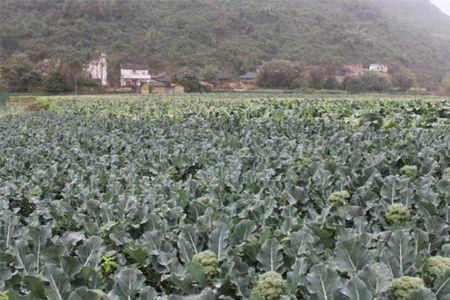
[1,0,450,86]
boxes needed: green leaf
[68,287,107,300]
[257,238,283,272]
[108,268,146,300]
[186,261,207,287]
[139,287,158,300]
[407,288,436,300]
[381,230,414,277]
[208,222,229,261]
[340,277,372,300]
[434,269,450,299]
[334,239,370,274]
[306,264,342,300]
[23,275,46,299]
[75,236,104,268]
[43,264,71,300]
[357,263,392,296]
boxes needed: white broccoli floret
[327,191,350,207]
[386,203,410,225]
[250,271,286,300]
[400,165,418,178]
[424,256,450,280]
[192,250,219,281]
[389,276,424,300]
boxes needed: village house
[216,71,234,89]
[120,63,151,88]
[369,64,388,73]
[86,53,108,86]
[240,71,258,89]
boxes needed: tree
[323,76,339,90]
[392,74,415,92]
[257,60,298,88]
[0,52,35,92]
[344,73,391,93]
[177,74,203,93]
[442,74,450,94]
[43,71,73,93]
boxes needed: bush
[177,74,204,93]
[257,60,298,88]
[323,76,340,90]
[442,74,450,94]
[344,73,391,93]
[43,71,73,93]
[392,74,414,92]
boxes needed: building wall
[369,64,388,73]
[86,53,108,86]
[120,68,151,87]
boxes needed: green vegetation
[1,0,450,90]
[0,93,449,298]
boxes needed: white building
[120,64,151,87]
[86,53,108,86]
[369,64,388,73]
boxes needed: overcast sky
[431,0,450,15]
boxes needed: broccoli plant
[250,271,286,300]
[192,251,219,281]
[400,165,418,178]
[424,256,450,281]
[389,276,424,299]
[386,203,411,225]
[327,191,350,207]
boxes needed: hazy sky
[432,0,450,15]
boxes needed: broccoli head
[424,256,450,280]
[386,203,410,225]
[192,250,219,281]
[250,271,286,300]
[327,191,350,207]
[400,165,418,178]
[0,292,8,300]
[389,276,424,300]
[101,254,119,275]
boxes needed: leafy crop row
[0,95,449,299]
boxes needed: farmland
[1,93,450,299]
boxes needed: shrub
[257,60,298,88]
[177,74,204,93]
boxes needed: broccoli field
[1,94,450,299]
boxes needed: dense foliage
[0,94,450,299]
[1,0,450,87]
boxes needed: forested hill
[1,0,450,86]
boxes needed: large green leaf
[340,277,373,300]
[257,238,283,272]
[434,269,450,299]
[306,264,342,300]
[43,264,71,300]
[108,268,146,300]
[208,222,229,261]
[334,239,370,274]
[357,263,392,296]
[68,287,107,300]
[75,236,104,268]
[381,230,414,277]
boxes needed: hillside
[1,0,450,86]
